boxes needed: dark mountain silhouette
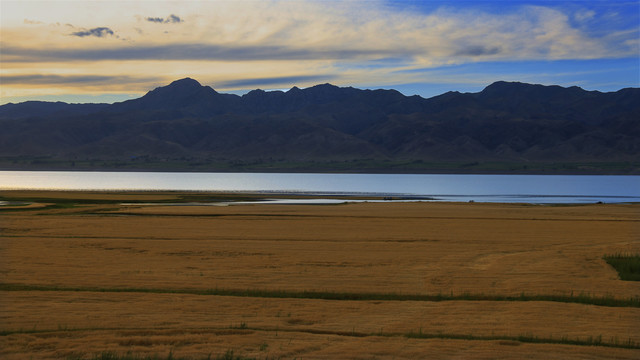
[1,78,638,173]
[0,101,108,119]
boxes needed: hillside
[1,79,638,173]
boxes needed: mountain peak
[481,81,587,95]
[482,81,527,92]
[156,77,219,95]
[246,89,266,95]
[309,83,339,90]
[168,77,202,88]
[146,77,217,98]
[110,77,219,112]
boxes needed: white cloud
[5,1,634,60]
[1,0,637,99]
[574,9,596,22]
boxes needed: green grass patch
[604,253,640,281]
[1,283,638,308]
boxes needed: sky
[1,0,639,104]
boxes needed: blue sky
[1,0,638,104]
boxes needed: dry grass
[1,190,639,359]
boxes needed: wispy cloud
[166,14,182,23]
[5,2,637,63]
[145,17,165,23]
[70,27,114,38]
[454,46,502,57]
[1,44,399,62]
[23,19,44,25]
[0,74,159,86]
[1,0,637,102]
[145,14,183,24]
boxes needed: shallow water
[1,171,638,204]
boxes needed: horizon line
[3,79,637,106]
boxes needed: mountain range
[1,78,638,173]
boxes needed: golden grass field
[1,190,639,359]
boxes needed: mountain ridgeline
[1,78,638,173]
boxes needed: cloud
[6,3,637,64]
[0,74,158,86]
[145,14,183,24]
[454,46,502,57]
[1,1,638,100]
[146,17,165,23]
[23,19,44,25]
[70,27,114,38]
[1,43,397,62]
[167,14,182,23]
[574,9,596,23]
[218,75,335,88]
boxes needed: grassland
[1,190,639,359]
[604,253,640,281]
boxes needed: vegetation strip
[1,283,638,308]
[1,325,638,350]
[67,211,640,223]
[244,325,640,349]
[402,330,640,349]
[66,349,257,360]
[604,253,640,281]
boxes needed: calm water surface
[0,171,638,204]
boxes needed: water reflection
[1,171,638,204]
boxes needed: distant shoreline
[2,172,639,204]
